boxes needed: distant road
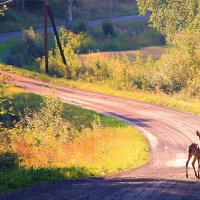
[89,14,150,25]
[0,14,150,42]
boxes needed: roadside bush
[0,152,21,172]
[40,29,86,79]
[11,96,75,150]
[5,27,44,67]
[73,20,87,33]
[76,54,112,82]
[0,83,43,128]
[156,30,200,95]
[102,21,115,36]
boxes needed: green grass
[0,8,63,33]
[0,166,97,194]
[84,1,138,20]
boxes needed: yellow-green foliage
[40,29,86,78]
[156,30,200,97]
[11,125,149,172]
[76,30,200,98]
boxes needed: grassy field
[0,82,149,194]
[80,46,166,61]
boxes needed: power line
[0,0,13,5]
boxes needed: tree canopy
[0,4,8,16]
[136,0,200,38]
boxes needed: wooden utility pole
[47,5,67,66]
[43,0,68,75]
[44,0,48,73]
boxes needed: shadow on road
[105,112,152,128]
[1,176,200,200]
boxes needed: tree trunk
[65,0,73,30]
[85,0,90,33]
[21,0,25,10]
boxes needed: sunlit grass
[13,127,149,173]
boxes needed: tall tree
[85,0,91,33]
[21,0,25,10]
[65,0,74,30]
[136,0,200,38]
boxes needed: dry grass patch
[79,46,166,61]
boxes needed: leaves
[136,0,200,39]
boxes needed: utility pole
[43,0,68,76]
[44,0,48,73]
[47,5,67,66]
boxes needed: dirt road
[1,73,200,200]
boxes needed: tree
[21,0,25,10]
[136,0,200,39]
[0,4,8,16]
[65,0,74,30]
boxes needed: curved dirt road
[1,73,200,200]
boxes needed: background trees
[65,0,74,29]
[136,0,200,39]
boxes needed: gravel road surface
[0,73,200,200]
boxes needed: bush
[102,21,115,36]
[40,29,88,79]
[73,20,87,33]
[0,152,21,171]
[5,27,44,67]
[11,95,75,149]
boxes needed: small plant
[0,152,21,171]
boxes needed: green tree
[136,0,200,39]
[0,4,8,16]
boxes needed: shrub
[11,95,75,149]
[73,20,87,33]
[156,30,200,94]
[102,21,115,36]
[0,152,21,171]
[5,27,44,67]
[40,29,88,79]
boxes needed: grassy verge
[0,85,149,194]
[1,64,199,116]
[0,8,63,33]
